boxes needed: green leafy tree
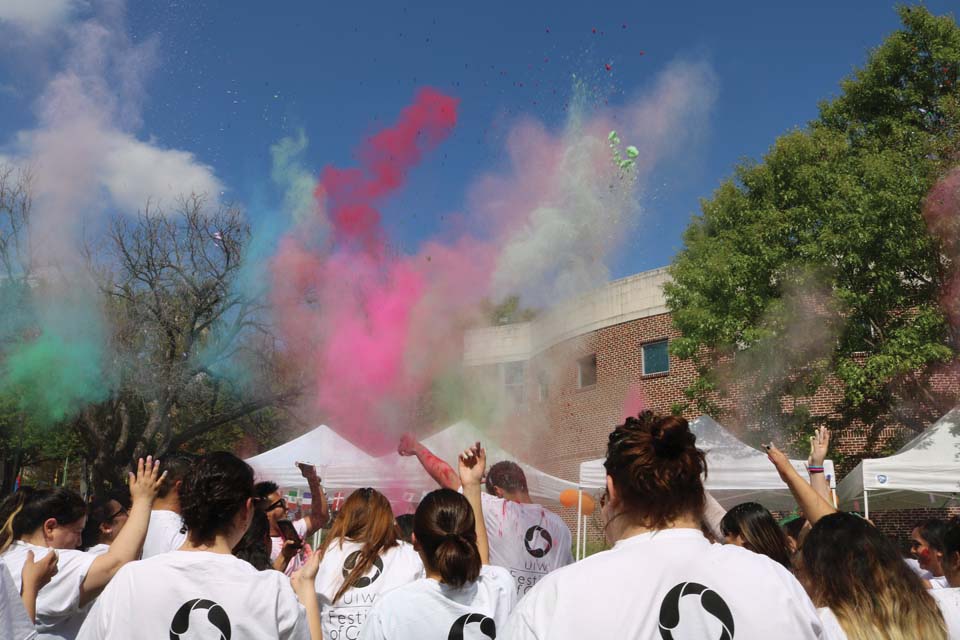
[665,6,960,452]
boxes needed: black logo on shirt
[342,550,385,588]
[169,598,231,640]
[658,582,735,640]
[523,526,553,558]
[448,613,496,640]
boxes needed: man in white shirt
[255,463,329,576]
[398,434,573,598]
[141,453,193,558]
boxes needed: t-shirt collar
[612,527,707,550]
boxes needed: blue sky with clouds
[0,0,957,280]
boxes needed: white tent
[245,424,376,492]
[247,421,577,504]
[837,408,960,517]
[577,415,836,511]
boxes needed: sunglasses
[263,498,287,512]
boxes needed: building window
[642,340,669,376]
[537,370,549,402]
[577,354,597,388]
[502,361,525,405]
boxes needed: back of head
[395,514,415,544]
[180,452,254,544]
[254,481,279,501]
[323,488,399,602]
[721,502,793,569]
[414,489,481,588]
[485,461,528,496]
[233,509,272,571]
[942,518,960,577]
[0,487,86,553]
[81,494,125,551]
[801,513,946,640]
[917,518,949,553]
[158,453,196,500]
[603,412,706,529]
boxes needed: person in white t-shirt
[399,434,572,598]
[929,518,960,639]
[798,511,948,639]
[913,519,952,589]
[503,412,824,639]
[313,487,424,640]
[0,457,164,639]
[1,548,59,639]
[141,453,194,559]
[362,444,515,640]
[77,451,321,640]
[79,494,129,556]
[256,463,329,576]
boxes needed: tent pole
[576,489,583,561]
[864,490,870,519]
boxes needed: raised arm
[398,433,460,490]
[459,443,489,565]
[297,463,329,535]
[767,443,837,526]
[807,426,834,507]
[81,457,164,606]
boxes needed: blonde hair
[801,513,946,640]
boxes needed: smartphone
[277,519,303,549]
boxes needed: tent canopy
[578,415,836,511]
[837,408,960,512]
[245,425,375,490]
[246,421,576,504]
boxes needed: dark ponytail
[414,489,481,588]
[0,487,86,553]
[603,412,706,530]
[180,452,254,544]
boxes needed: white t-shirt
[933,588,960,639]
[0,541,97,640]
[140,510,186,558]
[0,556,36,640]
[479,493,573,598]
[906,557,935,580]
[83,545,109,557]
[503,528,823,640]
[315,539,424,640]
[932,575,952,590]
[360,564,515,640]
[76,550,308,640]
[270,518,308,576]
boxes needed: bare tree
[78,195,299,491]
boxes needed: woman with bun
[77,452,321,640]
[503,413,824,639]
[360,445,515,639]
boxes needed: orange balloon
[580,494,596,515]
[559,488,579,508]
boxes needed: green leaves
[667,6,960,443]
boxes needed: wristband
[807,466,825,474]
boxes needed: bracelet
[807,466,825,474]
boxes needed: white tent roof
[246,424,375,490]
[837,408,960,512]
[578,415,836,511]
[247,421,577,504]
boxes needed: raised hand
[808,426,830,467]
[297,462,319,482]
[397,432,420,457]
[765,443,793,483]
[458,442,486,487]
[128,456,165,505]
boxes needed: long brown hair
[800,513,946,640]
[322,488,400,603]
[720,502,793,569]
[603,412,706,530]
[414,489,481,587]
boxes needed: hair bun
[651,416,695,458]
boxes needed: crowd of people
[1,413,959,638]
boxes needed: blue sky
[1,1,957,280]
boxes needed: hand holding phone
[277,519,303,549]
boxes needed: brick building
[462,267,959,542]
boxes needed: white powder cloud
[0,0,80,35]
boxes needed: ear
[43,517,58,539]
[494,486,505,499]
[605,475,618,508]
[174,479,184,491]
[411,532,421,551]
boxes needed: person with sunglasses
[80,494,130,555]
[255,463,329,576]
[504,412,823,639]
[142,452,195,558]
